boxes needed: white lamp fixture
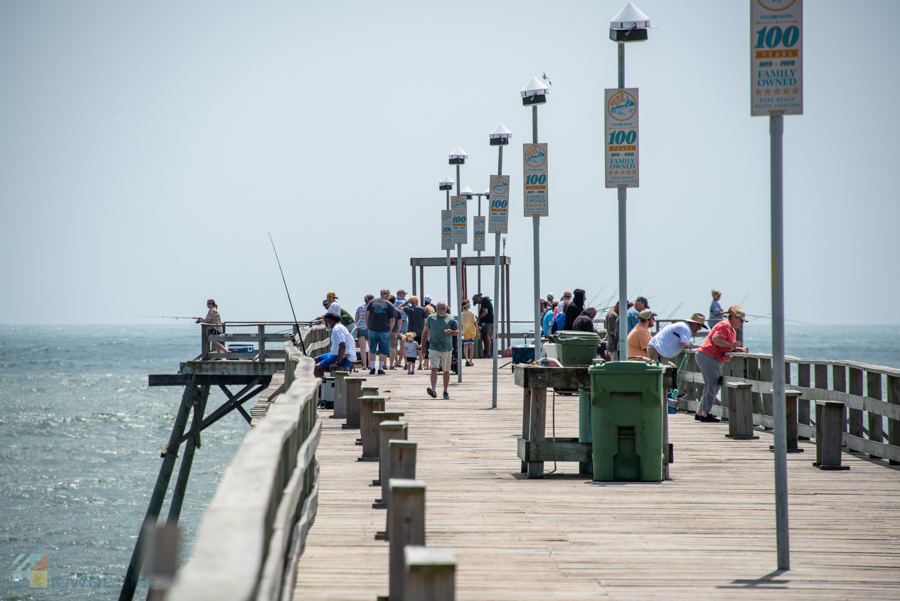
[520,76,549,106]
[460,186,474,199]
[608,2,653,43]
[482,187,491,200]
[489,123,512,146]
[449,146,468,165]
[439,175,455,191]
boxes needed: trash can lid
[588,361,664,374]
[550,330,600,343]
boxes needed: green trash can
[589,361,665,482]
[548,330,600,366]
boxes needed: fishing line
[269,233,306,354]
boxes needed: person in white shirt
[647,312,707,365]
[313,312,356,377]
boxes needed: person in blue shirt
[708,289,725,326]
[542,301,558,335]
[626,296,649,337]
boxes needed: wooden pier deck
[292,360,900,600]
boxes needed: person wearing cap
[627,309,657,361]
[647,312,707,365]
[365,288,400,375]
[554,291,572,320]
[626,296,649,337]
[694,306,749,422]
[542,301,558,335]
[472,293,494,358]
[708,289,726,326]
[313,312,356,378]
[325,292,340,315]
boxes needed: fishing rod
[744,313,813,325]
[269,233,306,355]
[664,302,682,321]
[586,284,608,308]
[136,316,197,320]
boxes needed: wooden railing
[674,350,900,465]
[198,322,331,362]
[168,343,321,601]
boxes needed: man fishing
[313,312,356,378]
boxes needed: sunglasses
[436,307,447,311]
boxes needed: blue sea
[0,325,249,600]
[1,324,898,599]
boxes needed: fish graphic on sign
[608,92,636,120]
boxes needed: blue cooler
[228,344,255,354]
[512,345,535,364]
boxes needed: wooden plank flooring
[292,360,900,600]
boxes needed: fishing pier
[123,325,900,601]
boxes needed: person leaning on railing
[693,306,749,423]
[196,299,228,355]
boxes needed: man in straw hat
[646,312,708,366]
[693,306,749,422]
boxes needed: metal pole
[532,105,542,359]
[492,145,503,408]
[446,189,451,304]
[477,196,482,294]
[456,163,463,383]
[770,113,790,570]
[616,42,628,360]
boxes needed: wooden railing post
[201,324,209,361]
[382,441,418,541]
[747,357,762,416]
[343,377,367,430]
[388,479,426,601]
[866,370,884,459]
[377,421,408,506]
[359,396,387,460]
[760,357,773,429]
[814,401,849,470]
[404,546,456,601]
[783,391,802,453]
[889,375,900,466]
[332,370,350,419]
[257,324,266,362]
[797,363,811,440]
[832,365,848,444]
[725,383,758,440]
[848,367,864,441]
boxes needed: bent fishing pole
[135,316,196,319]
[269,233,306,354]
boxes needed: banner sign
[751,0,803,116]
[450,196,467,245]
[473,216,485,251]
[488,174,509,234]
[441,210,452,250]
[604,88,639,189]
[523,143,548,216]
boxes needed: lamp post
[607,2,650,361]
[469,187,489,294]
[520,76,549,358]
[439,175,455,304]
[449,147,467,383]
[460,185,476,302]
[489,123,511,409]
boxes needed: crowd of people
[311,289,496,400]
[538,288,749,422]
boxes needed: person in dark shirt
[365,289,399,374]
[562,289,586,331]
[472,293,494,358]
[404,296,426,342]
[572,306,611,361]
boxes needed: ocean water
[0,325,249,600]
[1,324,897,599]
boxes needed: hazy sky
[2,1,898,326]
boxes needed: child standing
[403,332,419,375]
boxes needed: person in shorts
[460,299,477,367]
[472,293,494,358]
[313,313,356,378]
[402,332,419,374]
[365,289,399,375]
[421,301,458,400]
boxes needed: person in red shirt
[694,306,749,422]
